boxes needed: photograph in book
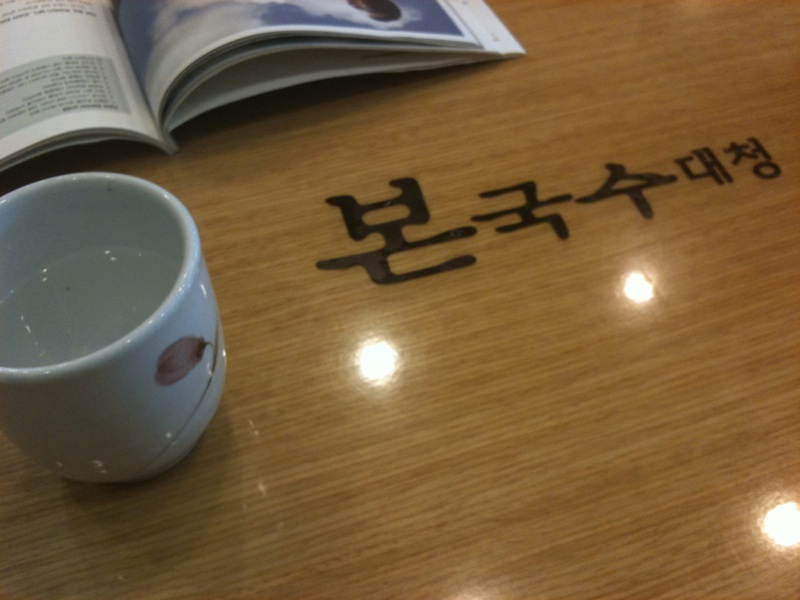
[117,0,479,113]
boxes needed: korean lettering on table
[316,137,781,284]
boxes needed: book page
[165,42,502,130]
[441,0,524,55]
[117,0,482,120]
[0,0,168,167]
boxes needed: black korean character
[724,137,781,179]
[575,163,678,219]
[316,178,477,284]
[471,182,572,239]
[675,148,733,185]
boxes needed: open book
[0,0,523,171]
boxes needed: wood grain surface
[1,2,798,598]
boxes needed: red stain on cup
[156,336,210,386]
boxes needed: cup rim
[0,172,201,380]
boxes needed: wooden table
[2,2,798,598]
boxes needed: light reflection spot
[624,272,654,303]
[357,340,398,383]
[763,501,800,547]
[247,418,260,437]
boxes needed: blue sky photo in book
[118,0,471,104]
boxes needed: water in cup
[0,246,180,369]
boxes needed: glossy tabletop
[1,2,798,598]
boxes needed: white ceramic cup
[0,173,225,482]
